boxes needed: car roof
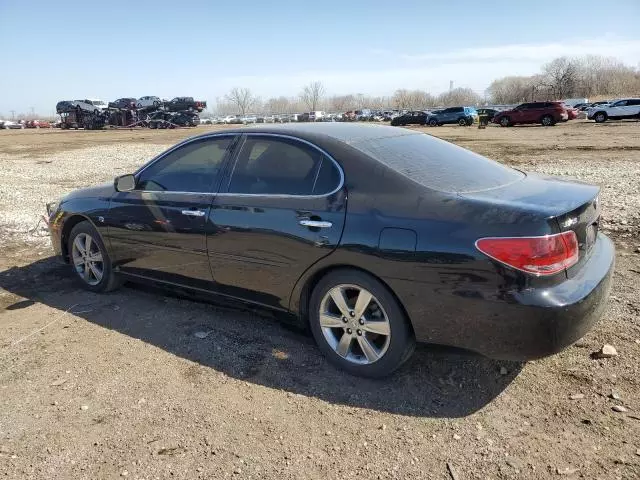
[212,123,416,144]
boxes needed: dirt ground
[0,121,639,479]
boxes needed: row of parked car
[383,98,640,128]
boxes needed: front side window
[227,137,337,195]
[137,136,234,193]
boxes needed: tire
[541,114,555,126]
[458,117,467,126]
[594,112,607,123]
[428,118,438,127]
[67,221,121,292]
[499,116,510,127]
[308,269,415,378]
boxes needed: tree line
[215,55,639,115]
[216,85,483,116]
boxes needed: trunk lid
[462,173,601,272]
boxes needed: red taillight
[476,231,579,276]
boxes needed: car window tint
[228,137,322,195]
[313,157,341,195]
[137,137,233,193]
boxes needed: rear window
[351,132,524,193]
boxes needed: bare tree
[540,57,579,99]
[264,96,291,114]
[487,55,640,104]
[224,87,258,115]
[485,76,540,104]
[300,81,325,111]
[329,94,355,111]
[392,89,413,109]
[437,88,482,107]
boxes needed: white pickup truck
[587,98,640,123]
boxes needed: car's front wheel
[309,270,414,378]
[499,116,511,127]
[458,117,467,126]
[67,221,121,292]
[428,118,438,126]
[594,112,607,123]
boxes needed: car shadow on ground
[0,257,523,418]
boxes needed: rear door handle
[299,220,332,228]
[181,209,206,217]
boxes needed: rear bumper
[412,233,615,360]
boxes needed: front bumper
[412,233,615,360]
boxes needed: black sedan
[46,124,614,377]
[390,111,429,126]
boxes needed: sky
[1,0,639,116]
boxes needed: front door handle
[181,209,206,217]
[299,219,332,228]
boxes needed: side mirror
[114,174,136,192]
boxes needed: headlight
[46,201,59,216]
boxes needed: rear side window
[228,137,330,195]
[351,132,524,194]
[313,157,341,194]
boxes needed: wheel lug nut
[346,328,352,334]
[349,311,355,317]
[342,317,348,323]
[357,329,362,336]
[359,319,364,325]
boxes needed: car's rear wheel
[428,118,438,126]
[308,270,414,378]
[67,221,121,292]
[594,112,607,123]
[541,114,555,126]
[500,116,511,127]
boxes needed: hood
[62,181,115,202]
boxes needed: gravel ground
[0,122,639,479]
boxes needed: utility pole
[449,80,453,91]
[30,107,35,118]
[10,110,15,120]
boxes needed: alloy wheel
[319,284,391,365]
[71,233,104,286]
